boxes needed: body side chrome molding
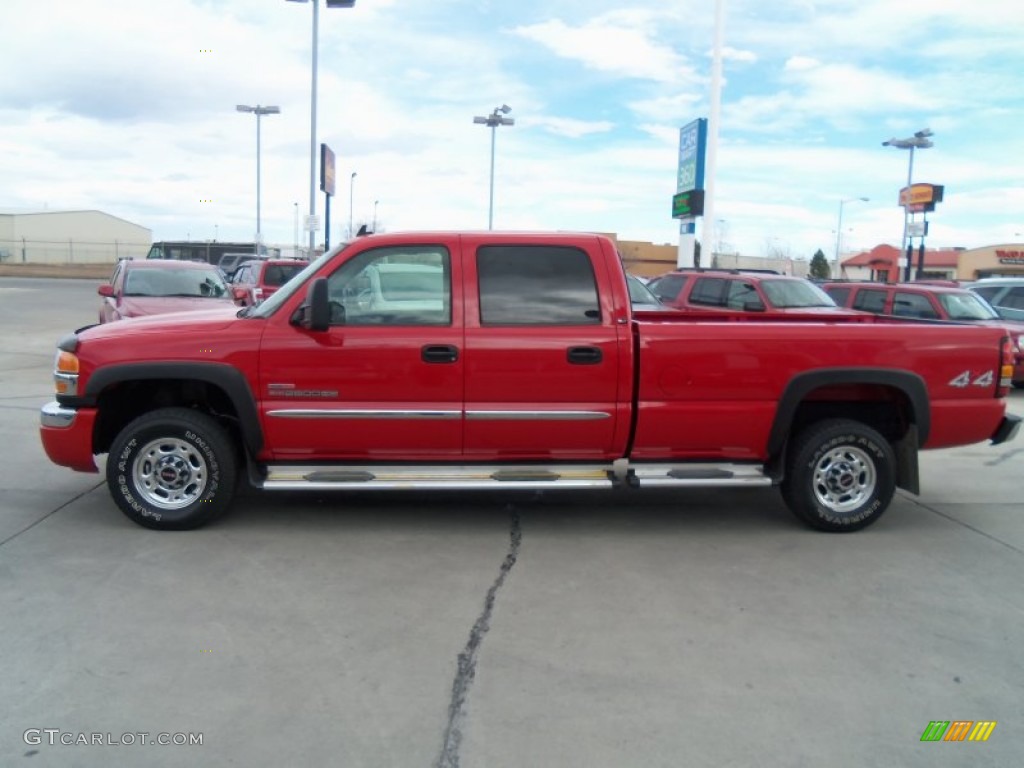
[267,409,461,420]
[267,409,611,421]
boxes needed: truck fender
[80,362,263,456]
[766,368,930,479]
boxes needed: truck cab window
[477,245,601,325]
[326,246,451,326]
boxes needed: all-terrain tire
[106,407,237,530]
[780,418,896,532]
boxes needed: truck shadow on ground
[215,485,808,535]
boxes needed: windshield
[627,274,660,306]
[760,279,837,308]
[938,292,1000,320]
[249,246,347,318]
[124,267,229,298]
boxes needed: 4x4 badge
[948,370,993,388]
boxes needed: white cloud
[513,12,694,84]
[527,117,616,139]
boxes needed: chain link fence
[0,238,151,265]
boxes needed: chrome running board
[260,461,772,491]
[630,463,772,488]
[263,464,616,491]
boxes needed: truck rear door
[460,235,632,460]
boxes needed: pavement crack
[0,481,105,548]
[904,494,1024,556]
[435,506,522,768]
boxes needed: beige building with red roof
[841,243,1024,282]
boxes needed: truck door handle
[421,344,459,363]
[567,346,602,365]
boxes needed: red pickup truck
[40,231,1020,533]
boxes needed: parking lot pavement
[1,277,1022,767]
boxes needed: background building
[957,244,1024,279]
[841,245,961,282]
[0,210,151,264]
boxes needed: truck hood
[80,305,243,340]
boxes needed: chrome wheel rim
[812,445,876,514]
[132,437,208,510]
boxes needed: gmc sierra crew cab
[40,231,1020,532]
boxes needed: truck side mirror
[98,285,115,297]
[294,277,331,331]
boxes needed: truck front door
[258,243,464,460]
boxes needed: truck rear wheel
[781,418,895,532]
[106,407,237,530]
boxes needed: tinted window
[1003,287,1024,310]
[327,246,451,326]
[263,264,305,287]
[650,274,688,302]
[477,245,600,325]
[689,277,727,307]
[726,280,764,310]
[972,286,1000,301]
[852,289,888,313]
[825,286,851,306]
[893,292,939,319]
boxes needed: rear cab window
[476,245,601,325]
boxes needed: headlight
[54,350,79,396]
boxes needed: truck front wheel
[106,407,237,530]
[781,419,896,532]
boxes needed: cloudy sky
[2,0,1023,259]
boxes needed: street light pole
[473,105,514,229]
[286,0,356,253]
[348,172,357,239]
[883,128,933,281]
[236,104,280,251]
[372,199,379,232]
[833,196,869,277]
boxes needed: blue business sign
[677,118,707,195]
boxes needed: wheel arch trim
[767,368,930,458]
[80,362,263,456]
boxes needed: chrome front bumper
[40,401,77,428]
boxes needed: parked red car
[823,280,1024,385]
[648,269,861,315]
[98,259,241,322]
[230,259,308,306]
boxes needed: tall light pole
[883,128,933,281]
[372,199,379,232]
[473,104,514,229]
[348,171,357,239]
[833,197,869,277]
[286,0,356,253]
[236,104,280,250]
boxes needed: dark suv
[648,269,857,315]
